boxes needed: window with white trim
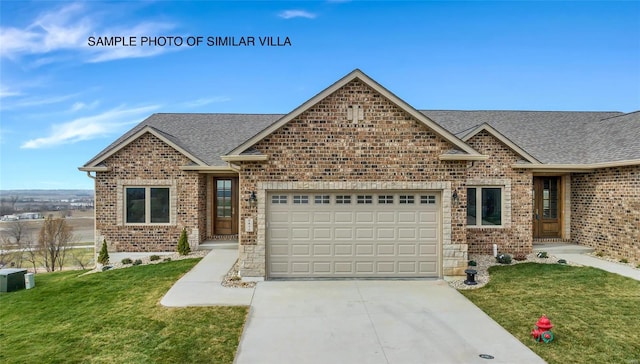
[125,187,170,224]
[467,187,502,226]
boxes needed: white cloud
[1,3,177,63]
[21,105,159,149]
[183,96,231,108]
[278,10,317,19]
[0,86,21,98]
[1,92,81,110]
[70,100,100,112]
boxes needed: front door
[214,177,238,235]
[533,177,561,238]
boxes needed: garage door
[267,191,440,278]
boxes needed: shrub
[150,255,161,261]
[132,259,142,266]
[97,239,110,265]
[468,260,477,267]
[121,258,133,265]
[557,259,567,264]
[596,251,604,257]
[620,258,629,264]
[536,251,548,259]
[163,257,172,262]
[177,228,191,256]
[496,253,512,264]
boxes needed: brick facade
[94,132,205,253]
[231,80,534,278]
[571,165,640,263]
[465,131,534,255]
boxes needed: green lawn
[0,259,248,364]
[460,263,640,364]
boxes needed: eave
[179,165,238,173]
[221,155,269,162]
[512,159,640,172]
[78,166,110,172]
[438,154,489,161]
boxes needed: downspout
[84,171,98,268]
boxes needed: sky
[0,1,639,190]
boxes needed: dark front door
[533,177,561,238]
[214,177,238,235]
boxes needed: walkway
[534,243,640,281]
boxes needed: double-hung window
[126,187,170,224]
[467,187,502,227]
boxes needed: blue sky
[1,1,639,190]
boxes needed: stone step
[198,241,238,250]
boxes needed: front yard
[461,263,640,364]
[0,259,247,364]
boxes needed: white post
[493,244,498,257]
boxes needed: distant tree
[97,239,109,265]
[177,228,190,255]
[38,216,73,271]
[0,220,36,270]
[0,195,19,215]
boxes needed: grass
[460,263,640,364]
[0,259,248,364]
[3,247,95,270]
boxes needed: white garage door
[267,191,440,278]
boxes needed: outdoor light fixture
[452,189,459,204]
[248,191,257,207]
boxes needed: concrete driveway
[235,280,545,364]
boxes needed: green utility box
[0,268,27,292]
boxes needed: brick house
[80,69,640,280]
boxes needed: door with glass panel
[533,177,561,238]
[214,178,238,235]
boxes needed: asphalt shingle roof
[420,110,637,164]
[85,110,640,167]
[84,113,284,167]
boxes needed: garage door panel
[398,228,416,239]
[377,211,395,223]
[291,212,311,223]
[377,244,395,255]
[334,228,353,239]
[270,244,289,256]
[335,262,354,273]
[397,212,417,223]
[291,244,310,256]
[313,244,331,256]
[355,261,374,273]
[335,244,353,255]
[268,191,441,278]
[355,211,374,223]
[291,228,310,239]
[355,244,374,255]
[334,212,353,223]
[313,228,332,239]
[397,244,416,256]
[312,212,332,223]
[355,228,374,239]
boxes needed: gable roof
[224,69,485,160]
[458,123,542,164]
[82,113,283,169]
[420,110,639,164]
[81,72,640,171]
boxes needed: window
[399,195,415,204]
[293,195,309,204]
[421,195,436,204]
[126,187,170,224]
[314,195,330,204]
[378,195,394,204]
[467,187,502,226]
[336,195,351,204]
[357,195,373,204]
[271,195,288,204]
